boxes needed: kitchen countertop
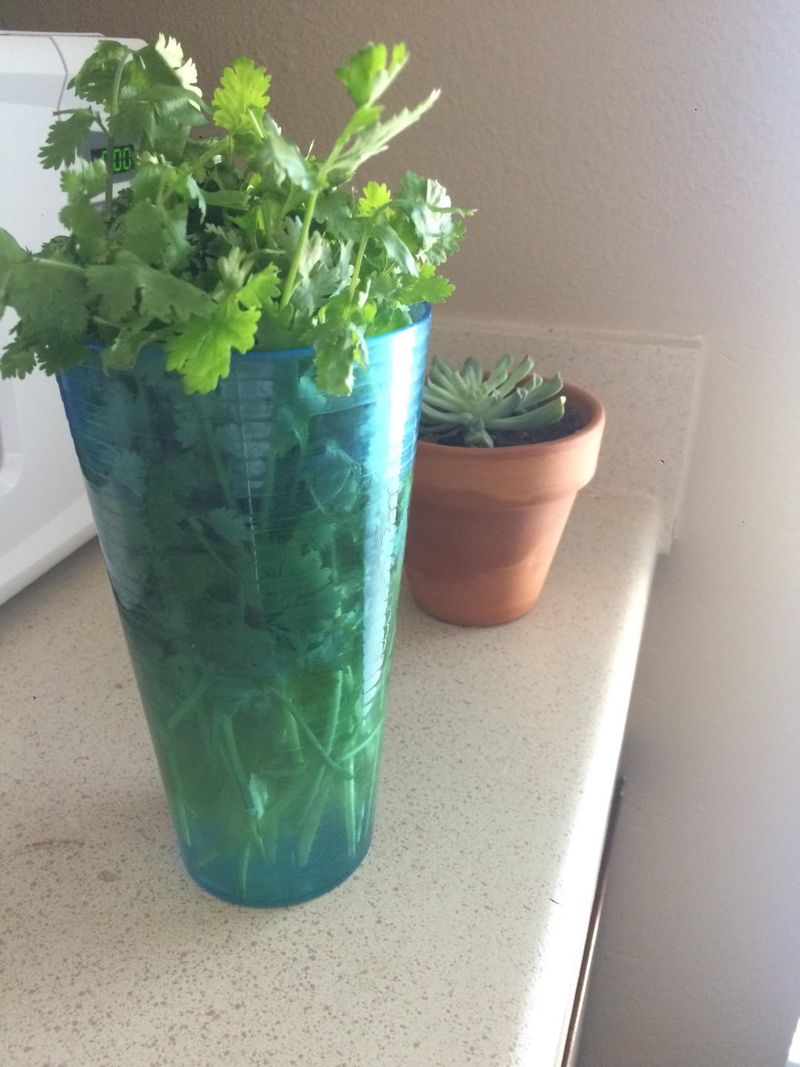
[1,490,661,1067]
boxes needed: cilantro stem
[167,675,208,730]
[258,451,276,528]
[105,51,131,220]
[221,713,253,810]
[238,841,252,898]
[341,759,357,858]
[221,711,271,873]
[198,398,238,511]
[297,671,345,859]
[277,121,359,310]
[337,719,383,762]
[166,750,193,847]
[281,697,305,766]
[155,171,168,209]
[187,518,239,579]
[190,141,225,172]
[33,257,85,276]
[280,188,296,217]
[278,189,319,310]
[248,109,266,142]
[297,777,333,866]
[284,695,351,779]
[346,227,369,312]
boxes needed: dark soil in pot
[418,399,586,448]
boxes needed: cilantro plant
[0,35,466,395]
[0,35,466,905]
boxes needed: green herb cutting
[0,34,468,906]
[0,34,465,395]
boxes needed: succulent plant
[418,354,566,447]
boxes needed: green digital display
[89,144,136,175]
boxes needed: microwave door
[0,32,142,604]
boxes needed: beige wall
[6,4,800,1065]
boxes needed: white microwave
[0,31,142,604]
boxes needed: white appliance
[0,31,143,604]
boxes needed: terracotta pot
[405,383,605,626]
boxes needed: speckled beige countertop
[0,490,660,1067]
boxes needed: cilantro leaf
[366,303,412,337]
[397,262,454,304]
[371,218,416,275]
[215,246,250,292]
[61,159,107,200]
[165,295,260,393]
[120,202,165,262]
[131,160,206,217]
[172,408,199,449]
[86,262,139,320]
[254,539,337,630]
[102,326,152,371]
[0,228,26,314]
[313,318,367,396]
[60,197,107,260]
[214,422,270,460]
[38,110,96,169]
[340,104,383,140]
[139,39,201,95]
[87,253,210,324]
[337,43,387,106]
[204,507,252,546]
[281,228,352,313]
[314,190,361,241]
[201,188,251,210]
[58,162,109,260]
[36,335,90,375]
[8,260,88,338]
[255,303,306,350]
[0,333,36,379]
[238,264,281,309]
[119,200,190,268]
[176,171,206,216]
[109,97,156,146]
[111,85,206,153]
[129,159,167,201]
[111,450,147,497]
[212,57,271,134]
[304,442,357,508]
[140,268,210,322]
[325,90,440,185]
[357,181,391,218]
[258,116,315,191]
[336,43,407,107]
[68,40,131,104]
[395,172,466,264]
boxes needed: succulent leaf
[493,355,535,397]
[462,356,482,387]
[487,396,566,431]
[520,373,564,407]
[419,354,566,447]
[483,353,512,391]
